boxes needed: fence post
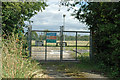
[90,30,93,60]
[28,25,32,57]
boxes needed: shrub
[93,24,120,78]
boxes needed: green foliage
[80,2,120,78]
[61,1,120,78]
[2,2,47,35]
[93,23,120,78]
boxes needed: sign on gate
[46,33,56,43]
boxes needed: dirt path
[42,66,68,78]
[33,62,109,79]
[31,47,108,79]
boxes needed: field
[31,40,89,60]
[32,40,89,47]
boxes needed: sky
[25,0,89,32]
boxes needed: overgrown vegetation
[61,2,120,78]
[2,1,47,78]
[2,1,120,79]
[2,33,44,78]
[2,2,47,36]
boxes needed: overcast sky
[25,0,89,32]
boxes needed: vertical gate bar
[60,27,61,61]
[60,26,61,61]
[45,32,47,61]
[60,26,63,61]
[90,30,92,60]
[75,32,77,60]
[28,25,32,57]
[62,30,63,61]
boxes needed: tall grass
[0,36,2,79]
[2,33,43,78]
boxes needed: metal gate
[28,25,92,61]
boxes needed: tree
[2,2,47,35]
[62,1,120,77]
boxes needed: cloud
[28,0,89,31]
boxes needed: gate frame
[28,27,92,61]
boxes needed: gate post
[60,26,63,61]
[45,32,47,61]
[76,32,77,61]
[28,25,32,57]
[90,30,93,60]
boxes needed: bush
[93,23,120,78]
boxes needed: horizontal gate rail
[32,30,90,33]
[32,45,90,47]
[38,60,80,62]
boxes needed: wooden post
[28,25,32,57]
[90,30,93,60]
[76,32,77,61]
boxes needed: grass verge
[2,34,43,78]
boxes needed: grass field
[31,40,89,60]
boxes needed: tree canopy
[2,2,47,34]
[61,1,120,78]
